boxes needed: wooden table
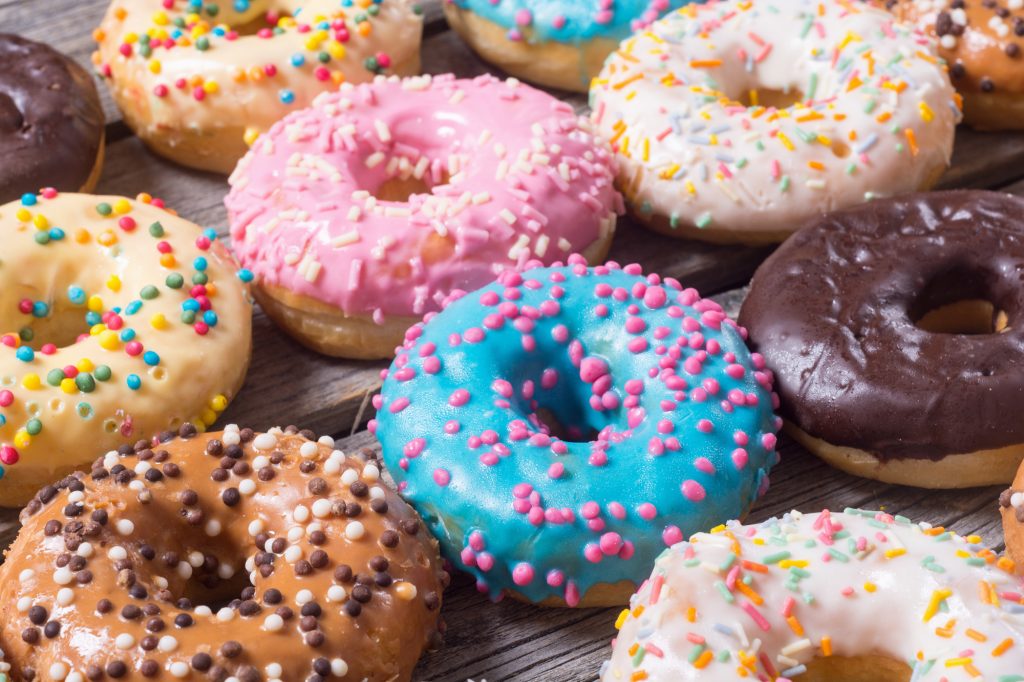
[2,2,1023,680]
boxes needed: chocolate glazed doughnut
[739,190,1024,488]
[0,424,447,681]
[0,34,105,203]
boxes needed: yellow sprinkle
[923,589,952,622]
[200,408,217,425]
[97,230,118,247]
[60,378,78,395]
[106,275,122,292]
[243,127,261,147]
[15,208,31,222]
[919,101,934,122]
[327,40,346,60]
[863,582,877,593]
[14,429,31,447]
[113,199,132,215]
[150,314,169,330]
[203,80,219,94]
[777,132,795,151]
[884,548,907,559]
[210,394,228,412]
[77,358,95,372]
[944,657,971,667]
[148,60,161,74]
[21,374,41,390]
[98,330,122,351]
[87,295,104,313]
[33,214,49,230]
[615,609,630,629]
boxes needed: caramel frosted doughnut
[0,425,447,682]
[602,509,1024,681]
[93,0,423,173]
[226,74,620,359]
[739,190,1024,488]
[0,34,105,204]
[0,192,252,506]
[896,0,1024,130]
[590,0,960,244]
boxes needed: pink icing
[226,74,621,322]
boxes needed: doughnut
[0,424,447,682]
[0,34,105,204]
[590,0,961,244]
[601,508,1024,681]
[895,0,1024,130]
[739,190,1024,489]
[92,0,423,173]
[0,191,253,506]
[370,256,781,607]
[226,74,621,359]
[442,0,687,93]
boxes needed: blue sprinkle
[119,329,136,342]
[237,268,254,283]
[16,346,34,362]
[233,0,250,11]
[279,89,296,105]
[127,374,142,390]
[32,301,49,318]
[21,193,37,206]
[182,299,201,312]
[291,53,305,67]
[68,286,86,305]
[85,312,102,326]
[143,351,160,366]
[193,256,208,271]
[203,228,217,241]
[125,300,142,316]
[203,311,218,327]
[48,227,65,241]
[0,464,5,479]
[0,414,6,427]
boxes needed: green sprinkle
[34,232,50,245]
[94,365,112,382]
[166,273,185,289]
[47,369,65,386]
[695,212,713,229]
[714,580,735,603]
[26,418,42,435]
[716,650,731,662]
[763,551,791,564]
[669,212,680,229]
[780,175,791,192]
[192,272,209,285]
[19,327,33,342]
[827,548,849,562]
[140,285,159,300]
[149,222,165,237]
[76,374,96,393]
[806,73,818,102]
[800,15,814,37]
[719,553,737,572]
[96,202,112,216]
[687,644,706,664]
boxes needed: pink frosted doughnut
[226,73,622,358]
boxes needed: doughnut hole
[738,87,804,110]
[375,169,451,203]
[1,263,106,349]
[909,264,1009,335]
[795,655,912,681]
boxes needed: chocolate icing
[739,190,1024,460]
[0,33,104,202]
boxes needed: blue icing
[449,0,692,44]
[374,261,780,605]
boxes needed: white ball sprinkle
[53,568,73,585]
[129,480,146,493]
[1012,492,1024,509]
[48,662,68,680]
[324,459,341,475]
[188,551,205,567]
[158,636,178,652]
[155,576,169,589]
[331,659,349,677]
[326,585,347,603]
[295,589,314,605]
[341,469,359,485]
[134,461,151,475]
[369,486,386,500]
[107,546,127,561]
[66,673,84,682]
[18,569,35,583]
[363,464,380,481]
[170,662,189,678]
[253,433,278,450]
[222,431,241,446]
[116,519,135,536]
[345,521,365,541]
[56,588,74,606]
[216,607,235,622]
[177,562,193,580]
[312,499,333,518]
[265,664,283,678]
[293,505,310,523]
[17,597,32,612]
[115,634,135,650]
[194,605,213,617]
[284,546,303,563]
[253,455,270,469]
[239,479,257,495]
[318,435,335,448]
[287,526,304,542]
[248,520,265,536]
[300,442,318,458]
[263,614,284,632]
[76,542,93,558]
[67,491,84,503]
[225,423,240,432]
[218,563,236,580]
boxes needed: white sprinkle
[134,461,151,476]
[365,152,386,169]
[263,614,284,632]
[253,456,270,470]
[77,542,93,558]
[331,230,360,248]
[48,663,68,681]
[249,520,265,536]
[189,551,205,568]
[218,563,235,580]
[345,521,366,540]
[115,634,135,650]
[115,519,134,536]
[374,119,392,143]
[239,479,257,496]
[293,505,310,523]
[158,636,178,652]
[324,459,341,475]
[170,662,189,678]
[332,659,349,677]
[327,585,347,603]
[287,526,304,543]
[341,469,359,485]
[53,568,73,585]
[300,442,319,458]
[558,237,572,252]
[363,464,380,482]
[194,606,213,617]
[216,607,235,622]
[17,597,32,612]
[66,673,84,682]
[205,519,223,537]
[222,431,241,446]
[252,433,278,450]
[56,588,74,606]
[67,490,84,503]
[18,569,35,583]
[265,664,282,679]
[369,486,386,500]
[155,576,169,589]
[285,546,303,563]
[312,499,333,518]
[295,589,314,605]
[177,562,193,580]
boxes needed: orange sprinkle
[965,629,987,643]
[821,636,832,657]
[630,672,648,681]
[689,59,723,68]
[875,111,893,123]
[613,73,644,90]
[735,581,764,606]
[904,128,919,156]
[992,638,1014,656]
[807,160,825,171]
[786,615,805,637]
[741,560,769,573]
[693,650,714,669]
[686,607,697,623]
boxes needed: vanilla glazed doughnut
[0,35,105,204]
[739,190,1024,489]
[442,0,688,93]
[0,424,448,682]
[370,256,781,607]
[590,0,960,244]
[601,509,1024,681]
[895,0,1024,130]
[0,191,252,507]
[93,0,423,173]
[226,73,621,359]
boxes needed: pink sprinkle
[547,462,564,479]
[694,457,715,474]
[403,438,426,457]
[662,525,683,546]
[608,502,626,519]
[581,501,600,519]
[637,503,657,520]
[643,285,667,309]
[579,356,609,383]
[551,325,569,343]
[681,480,706,502]
[512,563,535,586]
[449,389,470,407]
[477,553,495,572]
[423,357,441,374]
[742,602,771,632]
[433,468,451,486]
[731,448,749,470]
[0,445,18,465]
[464,327,485,343]
[389,397,410,413]
[584,543,603,563]
[696,419,714,433]
[547,569,565,587]
[599,532,623,555]
[444,420,460,434]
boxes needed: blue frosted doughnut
[442,0,691,92]
[370,257,780,606]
